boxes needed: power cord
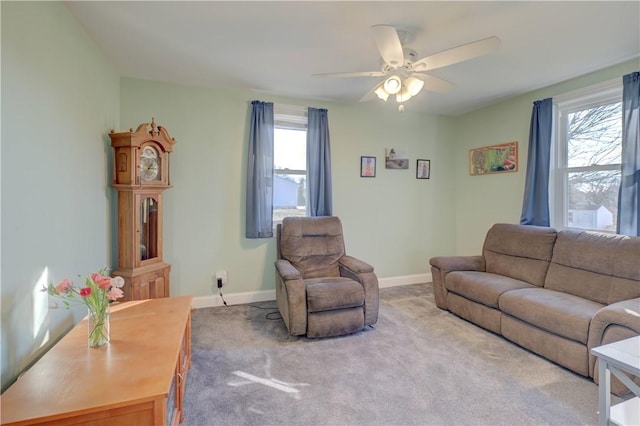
[247,303,282,321]
[218,288,228,307]
[217,277,228,306]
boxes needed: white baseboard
[378,273,431,288]
[191,273,431,309]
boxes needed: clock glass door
[140,197,159,261]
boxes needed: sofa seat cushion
[306,277,364,313]
[446,271,536,308]
[499,288,604,344]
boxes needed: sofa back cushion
[278,216,345,279]
[483,224,557,287]
[544,230,640,305]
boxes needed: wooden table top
[1,296,192,424]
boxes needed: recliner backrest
[278,216,345,279]
[483,223,557,287]
[544,229,640,305]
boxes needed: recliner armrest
[339,255,374,274]
[275,259,302,280]
[338,255,379,327]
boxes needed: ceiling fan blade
[360,80,386,102]
[371,24,404,68]
[411,73,455,93]
[413,36,500,72]
[312,71,386,78]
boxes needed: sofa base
[502,314,589,377]
[447,293,502,335]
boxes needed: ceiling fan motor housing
[381,48,419,74]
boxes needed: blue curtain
[618,72,640,236]
[246,101,274,238]
[307,107,333,216]
[520,98,553,226]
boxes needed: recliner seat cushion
[446,271,535,308]
[499,288,604,344]
[306,277,364,313]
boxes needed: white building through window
[551,79,622,232]
[273,104,307,223]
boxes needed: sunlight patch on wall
[32,267,50,347]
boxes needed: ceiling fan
[313,25,500,111]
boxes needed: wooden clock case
[109,118,176,301]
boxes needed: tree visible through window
[553,81,622,232]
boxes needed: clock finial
[149,117,159,137]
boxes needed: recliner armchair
[274,216,379,338]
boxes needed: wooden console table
[1,296,192,426]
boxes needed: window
[551,79,622,232]
[273,105,307,223]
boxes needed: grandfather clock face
[139,146,161,182]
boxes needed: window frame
[550,78,622,232]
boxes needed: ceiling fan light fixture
[396,86,412,103]
[374,86,390,101]
[405,76,425,96]
[383,76,402,95]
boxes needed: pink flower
[92,273,112,290]
[79,287,92,298]
[107,287,124,301]
[55,279,73,294]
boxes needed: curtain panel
[307,107,333,216]
[618,71,640,236]
[245,101,274,238]
[520,98,553,226]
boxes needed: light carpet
[182,283,602,425]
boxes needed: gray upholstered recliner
[274,216,379,338]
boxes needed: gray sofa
[430,223,640,394]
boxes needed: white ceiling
[67,1,640,116]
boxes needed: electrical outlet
[216,270,227,288]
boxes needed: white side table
[591,336,640,426]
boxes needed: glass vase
[88,305,110,348]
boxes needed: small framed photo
[416,159,430,179]
[361,156,376,177]
[385,148,409,169]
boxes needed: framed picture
[360,156,376,177]
[416,159,430,179]
[469,141,518,175]
[385,148,409,169]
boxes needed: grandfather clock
[109,118,176,301]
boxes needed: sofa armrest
[429,255,486,272]
[587,297,640,395]
[339,256,379,327]
[429,255,486,310]
[588,297,640,349]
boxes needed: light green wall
[2,0,636,396]
[120,78,457,296]
[1,2,119,391]
[453,59,639,255]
